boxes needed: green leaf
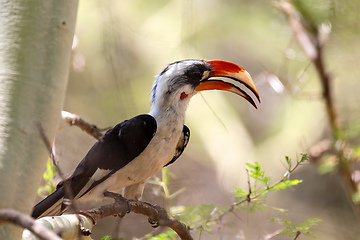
[245,162,257,171]
[245,161,271,184]
[43,158,56,180]
[38,158,57,197]
[271,179,303,190]
[175,204,219,231]
[234,188,249,199]
[285,156,292,169]
[170,205,185,216]
[271,217,322,238]
[298,153,309,164]
[101,236,122,240]
[353,146,360,158]
[271,206,288,214]
[147,229,178,239]
[352,192,360,204]
[162,167,169,186]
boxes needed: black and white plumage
[164,125,190,167]
[31,59,260,219]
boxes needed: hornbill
[31,59,260,219]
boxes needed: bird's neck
[149,98,190,130]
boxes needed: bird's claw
[144,202,163,228]
[80,226,92,236]
[148,218,159,228]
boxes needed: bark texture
[0,0,78,238]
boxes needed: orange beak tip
[204,59,261,108]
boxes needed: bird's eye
[186,66,204,84]
[188,71,202,80]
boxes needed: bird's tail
[31,187,66,219]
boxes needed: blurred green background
[54,0,360,239]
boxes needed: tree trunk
[0,0,78,238]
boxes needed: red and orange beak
[195,60,260,109]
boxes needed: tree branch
[83,193,193,240]
[23,196,193,240]
[276,0,360,220]
[275,0,339,135]
[0,209,62,240]
[60,111,110,140]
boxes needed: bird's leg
[103,191,130,218]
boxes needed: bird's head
[150,59,260,116]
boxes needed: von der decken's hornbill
[32,59,260,219]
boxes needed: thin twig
[36,123,85,239]
[294,231,301,240]
[274,1,317,60]
[193,159,304,232]
[36,123,79,214]
[262,228,283,240]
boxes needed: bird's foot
[76,212,93,235]
[103,191,130,218]
[80,226,92,236]
[143,202,164,228]
[148,218,159,228]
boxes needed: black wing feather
[164,125,190,167]
[31,114,157,219]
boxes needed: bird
[31,59,260,219]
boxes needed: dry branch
[275,0,339,135]
[83,192,193,240]
[60,111,110,140]
[22,196,193,240]
[0,209,62,240]
[276,0,360,220]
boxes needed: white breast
[80,112,184,202]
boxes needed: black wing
[164,125,190,167]
[31,114,157,219]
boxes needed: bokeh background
[52,0,360,239]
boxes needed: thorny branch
[275,0,360,219]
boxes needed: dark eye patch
[186,64,208,85]
[187,70,202,80]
